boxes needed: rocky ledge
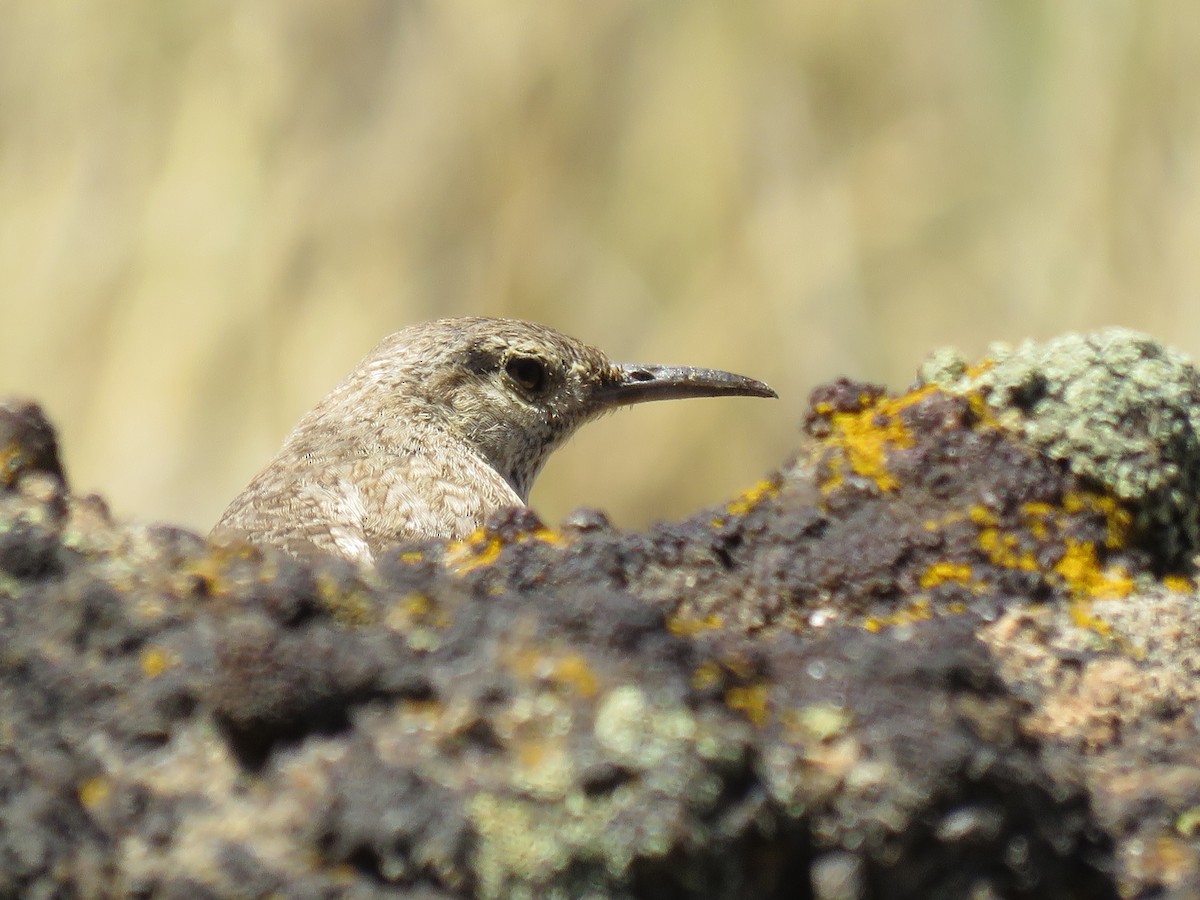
[1,328,1198,899]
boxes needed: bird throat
[488,431,560,504]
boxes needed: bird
[211,317,776,564]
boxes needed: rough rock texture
[0,328,1198,898]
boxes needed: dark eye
[505,356,549,394]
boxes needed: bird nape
[211,317,776,565]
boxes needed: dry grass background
[2,2,1199,534]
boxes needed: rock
[4,329,1199,897]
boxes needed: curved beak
[594,363,777,408]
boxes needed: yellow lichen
[78,776,111,810]
[545,653,599,699]
[786,703,853,742]
[1062,491,1132,548]
[139,646,173,679]
[964,391,997,425]
[1054,540,1134,599]
[666,612,724,637]
[510,648,600,699]
[1020,502,1055,518]
[923,510,966,532]
[384,592,451,632]
[1163,575,1194,594]
[968,505,997,527]
[529,527,567,547]
[726,479,780,517]
[401,592,432,617]
[864,598,932,633]
[918,561,975,589]
[316,573,377,627]
[721,653,756,680]
[691,661,723,691]
[1020,502,1054,539]
[445,524,567,574]
[820,389,932,494]
[977,528,1038,572]
[0,442,27,486]
[1068,600,1113,636]
[399,697,444,724]
[964,358,996,379]
[445,534,504,573]
[725,683,770,726]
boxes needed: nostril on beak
[628,369,655,382]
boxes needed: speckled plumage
[212,317,775,564]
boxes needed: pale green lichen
[594,686,697,768]
[467,686,754,899]
[921,328,1200,565]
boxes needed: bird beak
[595,363,778,408]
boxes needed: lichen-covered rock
[3,327,1200,899]
[920,328,1200,567]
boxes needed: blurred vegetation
[1,1,1198,533]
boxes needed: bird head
[334,318,776,502]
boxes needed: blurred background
[2,1,1199,533]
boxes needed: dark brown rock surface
[0,328,1197,898]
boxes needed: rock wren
[212,317,776,563]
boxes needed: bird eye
[505,356,549,394]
